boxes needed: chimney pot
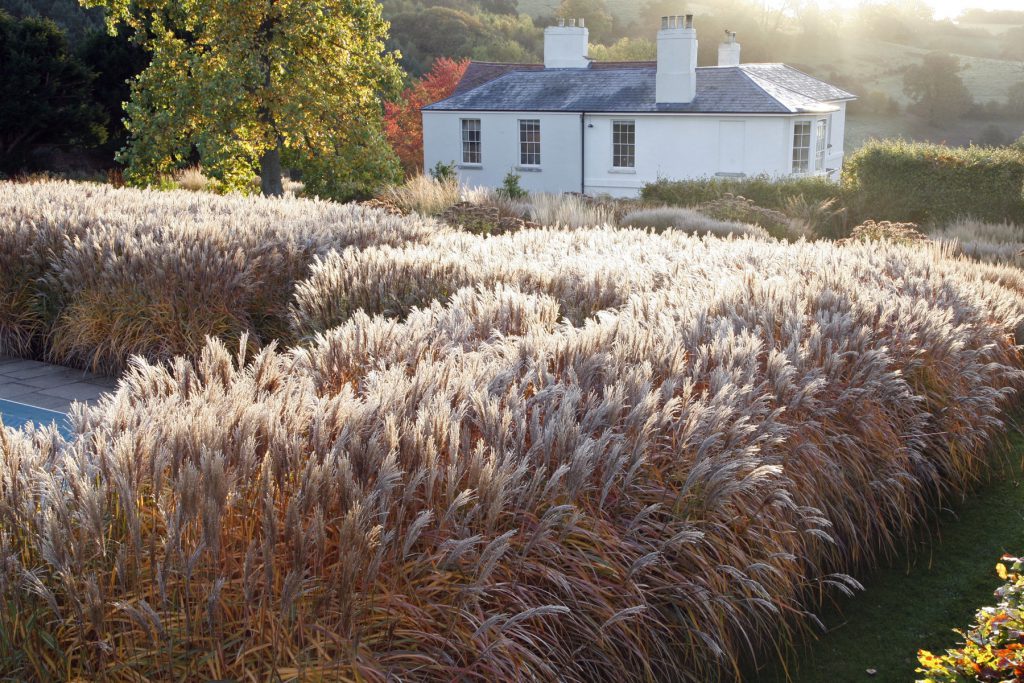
[558,17,564,27]
[685,14,693,29]
[579,17,585,27]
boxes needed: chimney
[544,19,589,69]
[718,30,741,66]
[656,15,698,104]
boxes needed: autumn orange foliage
[384,58,469,176]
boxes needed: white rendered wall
[423,109,849,198]
[826,102,847,174]
[423,111,583,194]
[583,114,791,197]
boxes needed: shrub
[429,160,457,183]
[1,233,1023,681]
[498,170,528,200]
[842,219,927,245]
[842,139,1024,226]
[917,556,1024,682]
[641,174,841,212]
[620,206,770,239]
[696,195,796,240]
[783,195,849,240]
[439,202,538,236]
[379,173,462,216]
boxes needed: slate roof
[425,62,855,114]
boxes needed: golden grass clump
[527,192,617,228]
[379,173,462,216]
[0,180,448,373]
[0,218,1022,680]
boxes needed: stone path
[0,356,118,412]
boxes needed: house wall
[422,111,583,194]
[423,108,846,198]
[583,114,791,197]
[826,101,847,174]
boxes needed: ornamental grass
[1,190,1023,680]
[0,180,447,373]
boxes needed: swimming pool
[0,399,72,438]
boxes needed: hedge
[640,174,841,212]
[843,139,1024,226]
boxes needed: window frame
[814,118,828,172]
[792,120,812,175]
[461,118,482,165]
[518,119,541,167]
[612,120,636,170]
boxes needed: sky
[926,0,1023,18]
[812,0,1024,20]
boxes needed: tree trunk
[260,141,284,196]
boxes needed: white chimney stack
[718,30,741,66]
[656,15,698,104]
[544,20,589,69]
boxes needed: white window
[461,119,481,164]
[814,119,827,171]
[613,120,635,169]
[519,119,541,166]
[792,121,811,174]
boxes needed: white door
[718,121,745,175]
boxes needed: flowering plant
[918,557,1024,682]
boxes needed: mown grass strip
[759,422,1024,683]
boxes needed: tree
[384,57,468,175]
[558,0,613,45]
[903,52,973,126]
[1009,81,1024,115]
[0,11,106,173]
[588,37,655,62]
[77,27,148,158]
[83,0,405,199]
[0,0,103,45]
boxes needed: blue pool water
[0,399,72,438]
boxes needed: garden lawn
[758,422,1024,683]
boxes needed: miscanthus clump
[0,180,446,371]
[1,230,1021,681]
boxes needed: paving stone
[0,383,41,399]
[0,356,48,369]
[37,382,108,402]
[11,392,72,412]
[17,370,100,390]
[0,364,70,381]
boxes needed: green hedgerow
[843,139,1024,226]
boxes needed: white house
[422,15,856,198]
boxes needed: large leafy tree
[83,0,405,198]
[0,11,106,173]
[384,57,468,175]
[903,51,973,126]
